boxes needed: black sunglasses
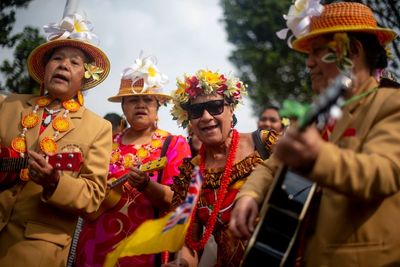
[186,99,226,119]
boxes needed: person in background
[257,106,283,133]
[0,13,112,267]
[75,55,191,267]
[104,112,127,136]
[230,2,400,266]
[163,69,279,267]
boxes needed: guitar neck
[108,156,168,189]
[0,157,28,172]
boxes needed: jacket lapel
[39,105,85,144]
[329,77,378,143]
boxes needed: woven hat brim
[108,93,172,103]
[27,39,110,90]
[292,26,397,53]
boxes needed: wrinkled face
[122,95,159,131]
[188,94,233,146]
[306,36,341,94]
[43,46,86,100]
[258,108,283,132]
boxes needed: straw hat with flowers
[277,1,397,54]
[108,55,171,103]
[27,14,110,91]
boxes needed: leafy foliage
[0,0,32,48]
[0,26,45,94]
[0,0,44,94]
[220,0,311,115]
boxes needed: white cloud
[2,0,258,136]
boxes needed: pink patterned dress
[75,129,191,267]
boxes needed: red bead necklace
[185,129,240,251]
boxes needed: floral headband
[171,69,247,128]
[44,14,104,81]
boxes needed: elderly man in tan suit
[0,14,112,266]
[230,2,400,267]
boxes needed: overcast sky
[2,0,258,136]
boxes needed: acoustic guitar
[0,147,83,188]
[85,156,168,221]
[241,74,351,267]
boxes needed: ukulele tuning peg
[68,153,75,158]
[57,154,63,159]
[55,163,61,169]
[67,163,72,169]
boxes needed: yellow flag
[104,212,188,267]
[104,166,202,267]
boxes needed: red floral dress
[75,129,191,267]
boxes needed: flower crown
[171,69,247,128]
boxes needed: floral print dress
[76,129,191,267]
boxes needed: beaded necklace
[185,129,239,251]
[11,96,81,157]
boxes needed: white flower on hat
[43,13,99,45]
[276,0,324,42]
[121,55,169,93]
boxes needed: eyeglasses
[186,99,226,119]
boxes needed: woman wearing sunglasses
[165,69,279,266]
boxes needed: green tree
[0,0,44,94]
[220,0,400,115]
[0,27,45,94]
[0,0,32,48]
[220,0,311,115]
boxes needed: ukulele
[0,147,83,188]
[241,74,351,267]
[85,156,168,221]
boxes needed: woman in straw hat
[0,14,112,267]
[162,69,278,267]
[75,55,191,267]
[231,1,400,266]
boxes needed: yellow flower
[84,63,104,81]
[137,148,149,159]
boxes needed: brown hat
[108,56,171,103]
[292,2,397,53]
[27,14,110,90]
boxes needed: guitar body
[241,166,316,267]
[85,156,168,221]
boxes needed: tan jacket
[0,94,112,267]
[238,77,400,266]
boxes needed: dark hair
[348,32,388,72]
[258,105,280,118]
[104,113,122,131]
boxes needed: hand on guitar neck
[85,156,168,221]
